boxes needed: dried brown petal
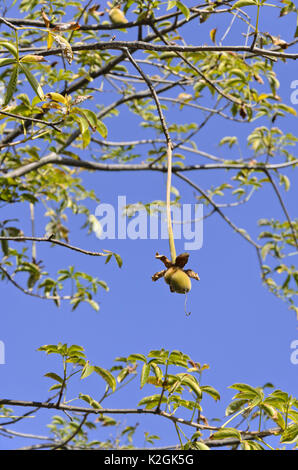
[174,252,189,268]
[155,252,172,268]
[184,269,200,281]
[41,9,51,28]
[152,270,166,282]
[239,105,247,120]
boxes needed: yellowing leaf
[46,92,67,104]
[47,31,54,49]
[210,28,217,43]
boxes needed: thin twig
[0,236,107,257]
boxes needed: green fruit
[164,267,191,294]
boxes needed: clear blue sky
[0,1,297,449]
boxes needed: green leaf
[242,440,264,450]
[167,0,176,10]
[72,114,89,134]
[232,0,257,8]
[279,174,290,191]
[0,58,17,68]
[4,64,19,106]
[176,1,190,20]
[192,442,210,450]
[212,427,242,441]
[0,230,9,256]
[112,252,123,268]
[79,393,102,409]
[117,368,129,383]
[81,362,95,379]
[20,64,44,100]
[44,372,64,384]
[229,383,260,395]
[128,353,147,363]
[0,41,18,58]
[225,399,249,416]
[201,385,220,401]
[138,394,167,409]
[178,374,202,399]
[280,423,298,443]
[96,120,108,138]
[261,242,274,260]
[140,363,151,389]
[94,366,116,392]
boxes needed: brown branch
[150,22,248,108]
[0,111,63,132]
[51,413,89,451]
[0,9,195,148]
[124,48,172,147]
[263,169,298,250]
[2,154,297,180]
[174,171,260,250]
[0,265,72,301]
[8,41,298,61]
[0,236,106,257]
[0,398,281,441]
[0,4,221,32]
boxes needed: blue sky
[0,1,297,449]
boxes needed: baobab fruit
[164,267,191,294]
[152,251,199,295]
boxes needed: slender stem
[29,204,36,263]
[255,3,260,37]
[251,2,260,50]
[156,360,169,412]
[124,48,176,263]
[166,143,176,263]
[222,405,252,428]
[174,422,183,448]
